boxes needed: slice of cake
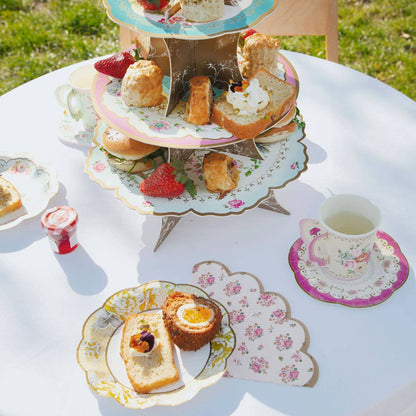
[184,76,213,125]
[211,68,296,140]
[180,0,224,22]
[120,312,179,393]
[0,177,22,217]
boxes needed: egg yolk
[182,306,212,324]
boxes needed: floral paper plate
[77,281,235,409]
[85,119,307,216]
[91,52,299,149]
[289,231,409,308]
[102,0,277,39]
[0,154,59,230]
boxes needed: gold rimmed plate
[77,281,235,409]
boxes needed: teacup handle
[299,219,328,266]
[66,89,82,121]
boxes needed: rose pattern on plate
[92,162,106,173]
[245,324,264,341]
[257,293,277,307]
[238,342,249,355]
[229,309,246,325]
[269,308,288,325]
[224,281,242,296]
[197,273,216,288]
[228,199,245,209]
[279,364,299,384]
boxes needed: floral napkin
[191,261,318,387]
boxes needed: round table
[0,51,415,416]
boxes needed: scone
[240,33,281,78]
[162,291,223,351]
[121,60,163,107]
[184,76,213,125]
[120,312,179,393]
[180,0,224,22]
[203,152,239,199]
[0,177,22,217]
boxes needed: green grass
[1,0,415,99]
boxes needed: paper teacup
[55,64,98,130]
[300,194,381,280]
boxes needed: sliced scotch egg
[162,291,223,351]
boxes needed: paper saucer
[289,231,409,307]
[58,111,95,147]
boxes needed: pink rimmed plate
[289,231,409,308]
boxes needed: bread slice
[0,177,22,217]
[120,312,179,393]
[211,69,296,140]
[184,76,213,125]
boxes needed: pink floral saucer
[289,231,409,307]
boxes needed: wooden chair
[254,0,338,62]
[120,0,338,62]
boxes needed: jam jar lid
[41,206,78,235]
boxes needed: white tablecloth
[1,51,415,416]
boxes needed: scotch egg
[162,291,223,351]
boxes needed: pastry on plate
[121,60,163,107]
[120,312,179,393]
[162,291,222,351]
[0,177,22,217]
[180,0,224,22]
[101,127,162,173]
[184,76,213,125]
[211,68,296,140]
[203,151,239,199]
[240,33,281,78]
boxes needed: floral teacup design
[300,194,381,280]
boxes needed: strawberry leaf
[170,159,197,198]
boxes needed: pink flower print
[258,293,276,307]
[291,351,302,362]
[344,260,355,269]
[142,201,153,208]
[249,356,269,374]
[237,342,248,355]
[223,370,233,378]
[228,199,244,209]
[245,324,264,341]
[10,161,30,174]
[197,273,215,288]
[150,119,171,132]
[290,162,299,170]
[374,278,384,287]
[382,260,391,270]
[355,251,370,263]
[309,227,321,237]
[92,162,106,173]
[224,281,242,296]
[230,310,246,325]
[347,289,358,295]
[317,279,327,288]
[279,364,299,383]
[270,309,287,325]
[239,296,249,308]
[192,264,199,273]
[274,334,293,351]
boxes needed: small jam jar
[41,206,78,254]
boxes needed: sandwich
[101,127,165,173]
[211,68,296,140]
[0,177,22,217]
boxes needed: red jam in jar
[41,206,78,254]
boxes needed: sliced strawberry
[139,161,196,198]
[136,0,168,11]
[241,28,257,40]
[94,50,140,79]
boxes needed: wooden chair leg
[326,0,338,62]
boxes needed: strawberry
[136,0,168,11]
[94,48,142,79]
[139,161,196,198]
[239,28,257,48]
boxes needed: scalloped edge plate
[84,118,307,216]
[102,0,278,39]
[77,281,235,409]
[0,153,59,230]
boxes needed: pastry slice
[203,151,239,199]
[184,76,213,125]
[0,177,22,217]
[120,312,179,393]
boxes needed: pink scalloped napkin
[190,261,318,387]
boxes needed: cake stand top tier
[102,0,278,39]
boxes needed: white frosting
[226,79,269,116]
[176,303,214,328]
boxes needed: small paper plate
[0,153,59,230]
[77,281,235,409]
[289,230,409,308]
